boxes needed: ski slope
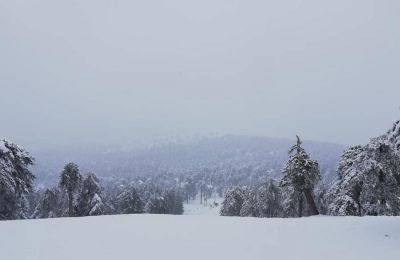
[1,215,399,260]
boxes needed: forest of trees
[220,136,323,218]
[0,141,184,220]
[1,120,400,220]
[220,120,400,218]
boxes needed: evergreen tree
[59,162,82,217]
[328,138,400,216]
[314,183,328,215]
[240,180,284,218]
[87,194,105,216]
[164,189,184,215]
[386,120,400,154]
[281,186,304,217]
[280,136,320,217]
[220,186,247,216]
[145,195,168,214]
[32,188,67,219]
[0,139,35,220]
[115,185,144,214]
[76,173,106,216]
[257,179,283,218]
[240,189,258,217]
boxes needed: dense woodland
[1,120,400,220]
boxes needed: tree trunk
[68,192,74,217]
[304,189,319,216]
[298,196,303,217]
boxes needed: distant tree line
[29,162,184,219]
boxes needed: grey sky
[1,0,400,149]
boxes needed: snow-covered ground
[1,215,399,260]
[183,198,222,216]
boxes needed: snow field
[0,215,399,260]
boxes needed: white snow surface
[183,198,222,216]
[1,215,399,260]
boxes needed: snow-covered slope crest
[0,215,399,260]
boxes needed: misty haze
[1,1,400,260]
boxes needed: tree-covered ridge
[31,135,344,187]
[2,119,400,220]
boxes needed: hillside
[1,215,398,260]
[31,135,345,186]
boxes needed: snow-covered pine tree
[76,173,107,216]
[164,189,184,215]
[145,195,168,214]
[59,162,82,217]
[314,183,328,215]
[32,187,68,218]
[280,136,320,217]
[0,139,35,220]
[328,136,400,216]
[281,186,304,217]
[115,185,144,214]
[386,120,400,154]
[326,145,364,216]
[220,186,247,216]
[240,189,258,217]
[257,179,283,218]
[240,180,284,218]
[88,194,105,216]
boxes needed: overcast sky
[1,0,400,149]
